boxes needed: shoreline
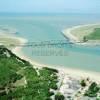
[1,28,100,82]
[12,36,100,82]
[62,23,100,45]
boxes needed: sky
[0,0,99,13]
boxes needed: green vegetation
[85,28,100,40]
[84,82,100,97]
[0,45,60,100]
[96,97,100,100]
[55,92,65,100]
[80,79,86,87]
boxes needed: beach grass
[71,24,100,42]
[86,28,100,40]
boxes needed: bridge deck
[0,40,82,47]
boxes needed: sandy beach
[62,23,100,45]
[11,36,100,82]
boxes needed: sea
[0,13,100,72]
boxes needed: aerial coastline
[1,27,100,81]
[1,25,100,99]
[1,0,100,99]
[1,30,99,82]
[9,32,100,99]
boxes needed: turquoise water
[0,13,100,72]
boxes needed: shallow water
[0,13,100,72]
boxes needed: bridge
[6,40,82,47]
[0,40,82,56]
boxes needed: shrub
[80,79,86,87]
[55,92,65,100]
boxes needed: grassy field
[71,24,100,42]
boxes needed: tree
[55,92,65,100]
[80,79,86,87]
[83,36,88,42]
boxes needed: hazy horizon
[0,0,99,14]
